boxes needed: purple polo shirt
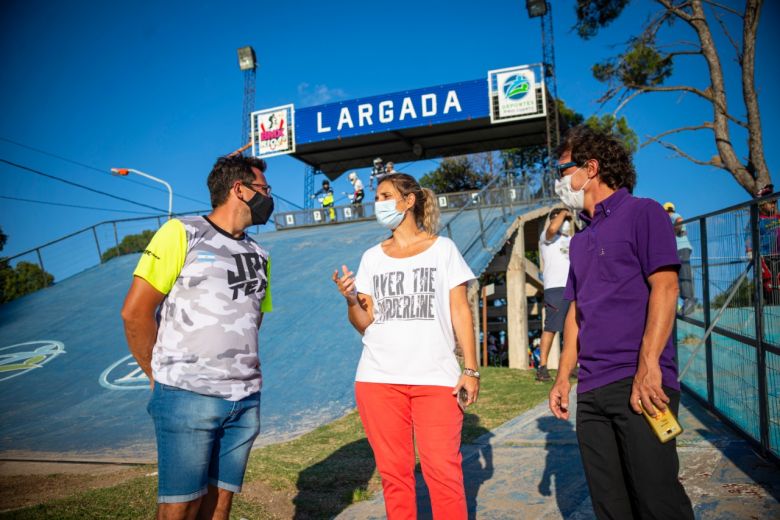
[563,188,681,393]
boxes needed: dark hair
[206,155,267,208]
[378,173,439,235]
[556,125,636,193]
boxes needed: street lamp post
[111,168,173,219]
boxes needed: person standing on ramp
[121,155,274,520]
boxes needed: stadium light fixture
[526,0,547,18]
[237,46,257,71]
[111,168,173,219]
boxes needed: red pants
[355,382,466,520]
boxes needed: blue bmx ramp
[0,202,544,462]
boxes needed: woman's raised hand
[332,264,358,304]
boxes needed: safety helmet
[662,202,675,212]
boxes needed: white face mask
[560,221,571,235]
[554,167,591,211]
[375,199,406,229]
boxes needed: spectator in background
[385,161,399,175]
[664,202,697,316]
[348,171,365,217]
[537,207,573,382]
[312,179,336,222]
[747,184,780,305]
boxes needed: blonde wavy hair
[379,173,440,235]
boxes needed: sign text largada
[249,64,546,159]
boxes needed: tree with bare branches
[575,0,769,196]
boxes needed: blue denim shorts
[147,383,261,503]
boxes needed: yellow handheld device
[639,400,683,443]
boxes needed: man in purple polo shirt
[548,126,693,519]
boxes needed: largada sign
[250,64,545,159]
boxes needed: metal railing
[2,211,209,288]
[3,179,545,303]
[273,180,536,231]
[674,191,779,462]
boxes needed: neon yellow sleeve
[261,256,272,312]
[132,219,187,294]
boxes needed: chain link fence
[675,191,779,462]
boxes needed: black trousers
[576,378,694,520]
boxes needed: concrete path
[337,388,779,519]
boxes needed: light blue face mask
[375,199,406,229]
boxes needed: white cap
[348,171,357,181]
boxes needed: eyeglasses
[555,161,579,177]
[245,182,272,195]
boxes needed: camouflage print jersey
[133,216,272,401]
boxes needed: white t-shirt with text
[354,237,475,386]
[540,231,571,290]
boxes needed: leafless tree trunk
[621,0,768,195]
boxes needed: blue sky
[1,0,777,259]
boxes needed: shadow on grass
[292,438,376,520]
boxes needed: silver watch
[463,368,480,379]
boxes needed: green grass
[1,367,557,520]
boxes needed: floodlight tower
[237,46,257,153]
[526,0,560,195]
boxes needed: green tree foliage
[0,226,55,304]
[101,229,156,262]
[418,156,494,193]
[501,99,636,197]
[712,276,754,309]
[0,261,54,304]
[419,99,638,197]
[584,114,638,153]
[574,0,770,196]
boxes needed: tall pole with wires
[526,0,560,196]
[237,46,257,154]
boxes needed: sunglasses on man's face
[555,161,579,177]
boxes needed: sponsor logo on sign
[99,354,149,390]
[503,74,530,100]
[251,104,296,158]
[488,65,545,124]
[0,341,66,381]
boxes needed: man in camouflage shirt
[122,154,274,519]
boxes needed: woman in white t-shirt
[333,173,479,520]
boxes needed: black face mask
[244,191,274,225]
